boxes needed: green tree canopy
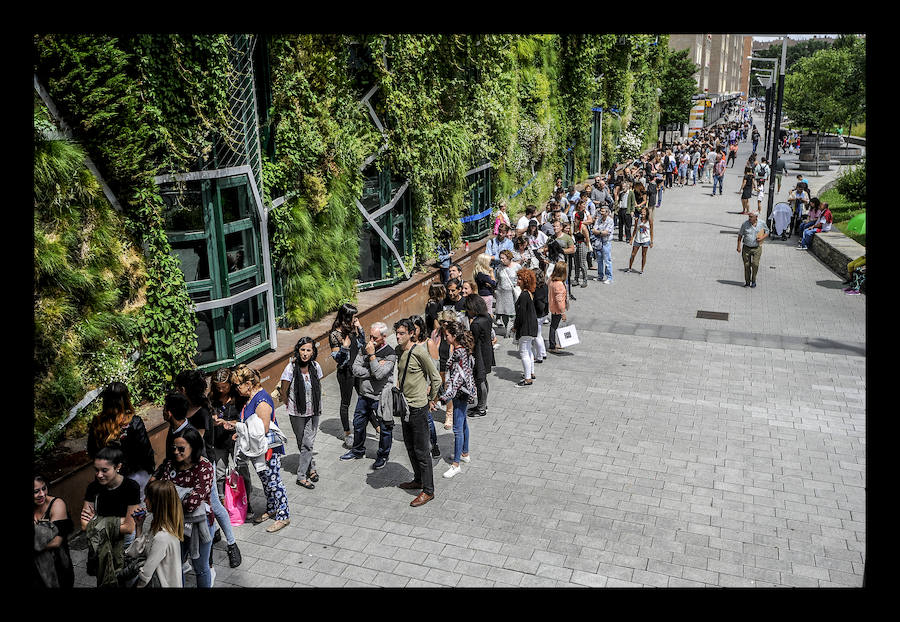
[658,48,698,127]
[783,44,863,131]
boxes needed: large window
[462,162,492,242]
[357,165,413,291]
[161,174,271,370]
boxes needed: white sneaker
[443,464,462,478]
[209,566,216,588]
[459,455,471,463]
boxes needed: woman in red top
[151,427,215,588]
[547,261,568,353]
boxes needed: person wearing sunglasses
[150,427,216,588]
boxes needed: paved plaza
[72,119,866,588]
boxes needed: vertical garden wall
[33,33,671,451]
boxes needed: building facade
[668,34,752,98]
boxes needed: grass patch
[820,187,865,247]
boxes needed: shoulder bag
[391,348,412,418]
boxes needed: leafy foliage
[659,47,698,128]
[835,158,866,207]
[263,35,377,327]
[33,105,144,444]
[34,34,237,430]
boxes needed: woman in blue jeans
[437,321,476,479]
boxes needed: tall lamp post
[749,56,778,158]
[766,38,788,221]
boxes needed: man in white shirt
[516,205,537,236]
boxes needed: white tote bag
[555,323,580,348]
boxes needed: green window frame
[160,170,273,371]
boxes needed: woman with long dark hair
[150,428,216,587]
[329,303,365,449]
[425,283,446,335]
[437,321,476,479]
[87,382,155,504]
[175,369,241,568]
[280,336,323,489]
[33,474,75,588]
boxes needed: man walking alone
[737,211,769,288]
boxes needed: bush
[835,158,866,206]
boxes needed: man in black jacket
[464,294,494,417]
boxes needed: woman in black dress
[739,166,755,215]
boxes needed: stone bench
[808,229,865,284]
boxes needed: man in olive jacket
[464,294,494,418]
[393,318,442,507]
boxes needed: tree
[783,46,860,132]
[658,48,698,128]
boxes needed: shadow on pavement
[717,280,748,287]
[364,462,413,490]
[816,280,847,290]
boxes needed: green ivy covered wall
[33,33,671,450]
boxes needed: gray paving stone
[72,133,865,591]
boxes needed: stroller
[769,202,793,241]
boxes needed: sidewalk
[69,114,865,588]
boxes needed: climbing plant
[262,35,378,326]
[33,103,144,447]
[34,34,236,409]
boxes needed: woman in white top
[494,250,521,337]
[280,336,324,490]
[627,207,654,275]
[126,479,184,588]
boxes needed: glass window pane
[225,229,256,273]
[161,183,205,232]
[170,239,210,282]
[194,310,217,366]
[358,221,383,282]
[219,182,251,224]
[231,290,262,335]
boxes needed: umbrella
[846,213,866,235]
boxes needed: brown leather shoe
[409,492,434,507]
[397,481,422,490]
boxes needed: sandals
[307,470,319,483]
[266,519,290,533]
[296,479,315,490]
[252,512,272,525]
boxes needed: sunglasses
[171,446,187,454]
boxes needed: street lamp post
[748,56,778,160]
[767,38,788,221]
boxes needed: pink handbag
[223,468,247,525]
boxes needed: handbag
[555,322,580,348]
[223,463,248,526]
[391,348,413,418]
